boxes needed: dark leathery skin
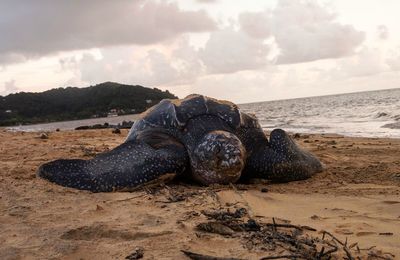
[37,94,324,192]
[38,138,188,192]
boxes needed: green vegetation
[0,82,177,126]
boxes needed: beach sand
[0,129,399,259]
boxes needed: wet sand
[0,129,399,259]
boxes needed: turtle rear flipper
[244,129,323,182]
[38,140,188,192]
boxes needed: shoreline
[3,114,141,132]
[3,126,400,140]
[1,129,399,259]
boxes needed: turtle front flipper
[244,129,323,182]
[37,140,188,192]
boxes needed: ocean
[6,88,400,138]
[240,88,400,138]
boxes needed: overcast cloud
[377,25,389,40]
[1,79,19,96]
[0,0,215,63]
[62,38,204,88]
[200,28,270,74]
[239,0,365,64]
[0,0,399,102]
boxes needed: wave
[375,112,400,121]
[381,122,400,129]
[375,112,390,118]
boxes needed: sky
[0,0,399,103]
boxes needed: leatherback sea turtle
[38,94,323,192]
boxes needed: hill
[0,82,177,126]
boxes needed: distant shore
[4,113,140,132]
[0,129,399,259]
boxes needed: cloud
[377,25,389,40]
[196,0,218,3]
[0,0,216,64]
[200,0,364,75]
[1,79,19,96]
[200,28,270,74]
[239,0,365,64]
[62,38,203,87]
[189,71,274,102]
[330,47,388,79]
[329,45,400,81]
[239,10,272,39]
[386,47,400,71]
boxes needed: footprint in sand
[61,224,172,241]
[336,223,351,228]
[137,213,166,227]
[310,215,328,220]
[356,231,376,236]
[327,207,358,214]
[335,229,354,235]
[8,205,31,218]
[382,200,400,205]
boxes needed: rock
[243,219,261,231]
[125,247,144,259]
[260,188,268,193]
[112,128,121,134]
[93,123,108,129]
[75,124,107,130]
[310,215,320,220]
[56,128,60,132]
[119,120,135,129]
[293,133,301,138]
[74,125,90,130]
[75,121,134,130]
[326,140,337,145]
[196,222,235,236]
[40,133,49,139]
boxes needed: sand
[0,129,399,259]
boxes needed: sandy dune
[0,129,399,259]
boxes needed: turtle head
[190,131,245,185]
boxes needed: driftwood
[201,208,247,221]
[196,222,235,236]
[187,207,395,260]
[260,255,302,259]
[182,250,243,260]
